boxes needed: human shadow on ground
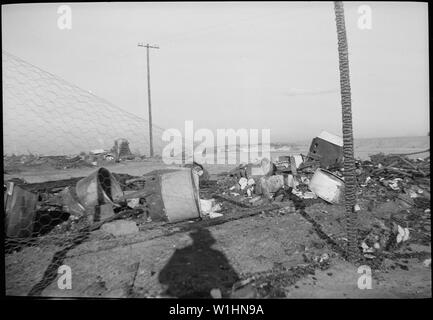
[158,227,240,298]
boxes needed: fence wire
[3,50,166,157]
[2,51,182,256]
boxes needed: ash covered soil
[4,160,432,298]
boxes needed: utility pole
[138,43,159,157]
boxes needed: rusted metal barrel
[75,168,123,208]
[4,182,38,238]
[309,168,344,204]
[146,168,201,222]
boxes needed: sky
[2,1,430,143]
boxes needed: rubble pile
[353,153,431,258]
[357,153,430,200]
[111,138,134,161]
[5,132,429,247]
[3,138,146,173]
[4,154,95,172]
[3,131,430,298]
[195,140,431,268]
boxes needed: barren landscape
[4,137,431,298]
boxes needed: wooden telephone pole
[138,43,159,157]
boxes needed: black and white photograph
[2,1,430,302]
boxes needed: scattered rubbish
[184,161,210,182]
[386,178,402,191]
[200,198,222,217]
[211,203,222,212]
[126,198,140,209]
[396,225,410,243]
[246,188,253,197]
[308,168,344,204]
[306,131,343,169]
[278,155,291,163]
[60,187,86,217]
[111,138,133,161]
[4,154,95,171]
[210,288,222,299]
[300,176,310,184]
[101,220,139,236]
[213,193,252,208]
[285,174,298,188]
[4,182,38,238]
[90,149,106,155]
[301,191,317,199]
[104,154,115,161]
[361,176,372,187]
[423,259,431,268]
[231,279,257,299]
[75,168,124,209]
[278,202,296,214]
[319,253,329,263]
[249,196,262,203]
[360,218,395,257]
[239,177,248,190]
[259,175,284,199]
[247,158,275,177]
[361,242,375,253]
[200,199,216,214]
[154,168,201,222]
[292,155,304,169]
[3,140,430,298]
[209,212,224,219]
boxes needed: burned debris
[3,138,143,173]
[3,131,431,298]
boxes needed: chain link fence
[3,51,166,156]
[3,51,176,261]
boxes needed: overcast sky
[2,2,429,142]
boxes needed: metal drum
[309,168,344,204]
[159,168,201,222]
[4,182,38,238]
[75,167,123,208]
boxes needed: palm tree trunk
[334,1,358,262]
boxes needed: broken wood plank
[385,167,415,177]
[212,194,252,208]
[125,177,149,184]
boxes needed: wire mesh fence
[3,51,186,259]
[3,50,167,157]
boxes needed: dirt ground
[4,160,432,298]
